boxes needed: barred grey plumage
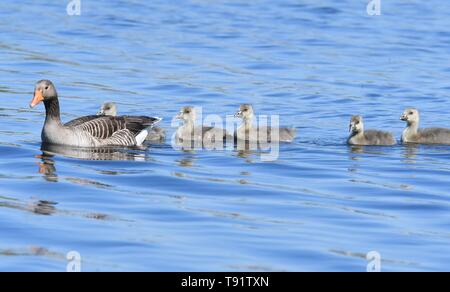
[97,102,166,142]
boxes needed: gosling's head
[30,80,58,108]
[235,104,254,121]
[176,106,196,123]
[349,115,364,134]
[401,108,419,125]
[97,102,117,116]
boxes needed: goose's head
[235,104,254,121]
[30,80,58,108]
[349,115,364,134]
[176,106,196,123]
[401,108,419,125]
[97,102,117,116]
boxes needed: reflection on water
[0,197,57,216]
[40,143,147,161]
[402,144,419,161]
[36,154,57,182]
[177,157,195,168]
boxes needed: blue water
[1,0,450,271]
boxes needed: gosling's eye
[243,109,248,112]
[356,121,360,125]
[105,107,110,110]
[45,86,49,90]
[409,112,414,115]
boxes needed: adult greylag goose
[97,102,165,142]
[234,104,296,142]
[401,108,450,144]
[29,80,161,147]
[175,106,230,143]
[347,115,396,146]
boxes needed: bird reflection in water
[40,143,148,161]
[36,153,58,182]
[29,200,57,215]
[402,144,419,161]
[36,143,151,181]
[0,197,57,216]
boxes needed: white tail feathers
[135,129,149,146]
[136,117,162,146]
[152,117,162,127]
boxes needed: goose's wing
[64,115,100,127]
[364,130,395,145]
[123,115,161,135]
[66,115,160,140]
[419,128,450,143]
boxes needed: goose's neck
[350,131,364,139]
[405,121,419,135]
[241,117,253,130]
[183,120,195,132]
[44,98,62,125]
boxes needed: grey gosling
[175,106,229,144]
[347,115,396,146]
[235,104,296,142]
[401,108,450,144]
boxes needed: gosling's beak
[349,124,353,133]
[235,111,243,118]
[30,89,44,108]
[175,112,183,120]
[400,114,407,121]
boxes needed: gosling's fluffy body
[347,115,396,146]
[401,108,450,144]
[235,104,296,143]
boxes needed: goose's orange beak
[30,89,44,108]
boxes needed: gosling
[235,104,296,142]
[347,115,396,146]
[97,102,117,116]
[401,108,450,144]
[175,106,230,143]
[97,102,165,142]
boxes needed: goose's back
[363,130,396,145]
[67,115,156,138]
[418,128,450,144]
[236,126,295,142]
